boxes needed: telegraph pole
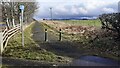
[50,7,53,21]
[20,5,24,47]
[118,1,120,13]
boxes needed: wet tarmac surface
[70,56,120,66]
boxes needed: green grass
[60,19,101,27]
[2,22,68,63]
[42,21,119,60]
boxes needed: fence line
[0,21,35,55]
[0,24,20,54]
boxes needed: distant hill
[41,16,98,20]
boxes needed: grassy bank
[41,20,119,60]
[2,21,69,64]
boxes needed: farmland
[59,19,101,27]
[42,19,119,60]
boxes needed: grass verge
[2,21,69,64]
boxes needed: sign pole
[20,5,24,47]
[21,10,24,47]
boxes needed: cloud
[71,6,79,14]
[78,7,88,14]
[102,8,116,13]
[54,5,68,13]
[34,0,119,19]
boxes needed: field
[42,20,119,60]
[59,19,101,27]
[41,19,101,35]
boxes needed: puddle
[70,56,120,66]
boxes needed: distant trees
[99,13,120,35]
[0,0,37,27]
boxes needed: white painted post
[12,18,15,27]
[7,18,10,28]
[0,33,3,55]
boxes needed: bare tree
[1,1,37,28]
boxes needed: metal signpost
[20,5,24,47]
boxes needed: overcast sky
[34,0,120,20]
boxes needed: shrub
[99,13,120,35]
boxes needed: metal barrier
[0,24,20,54]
